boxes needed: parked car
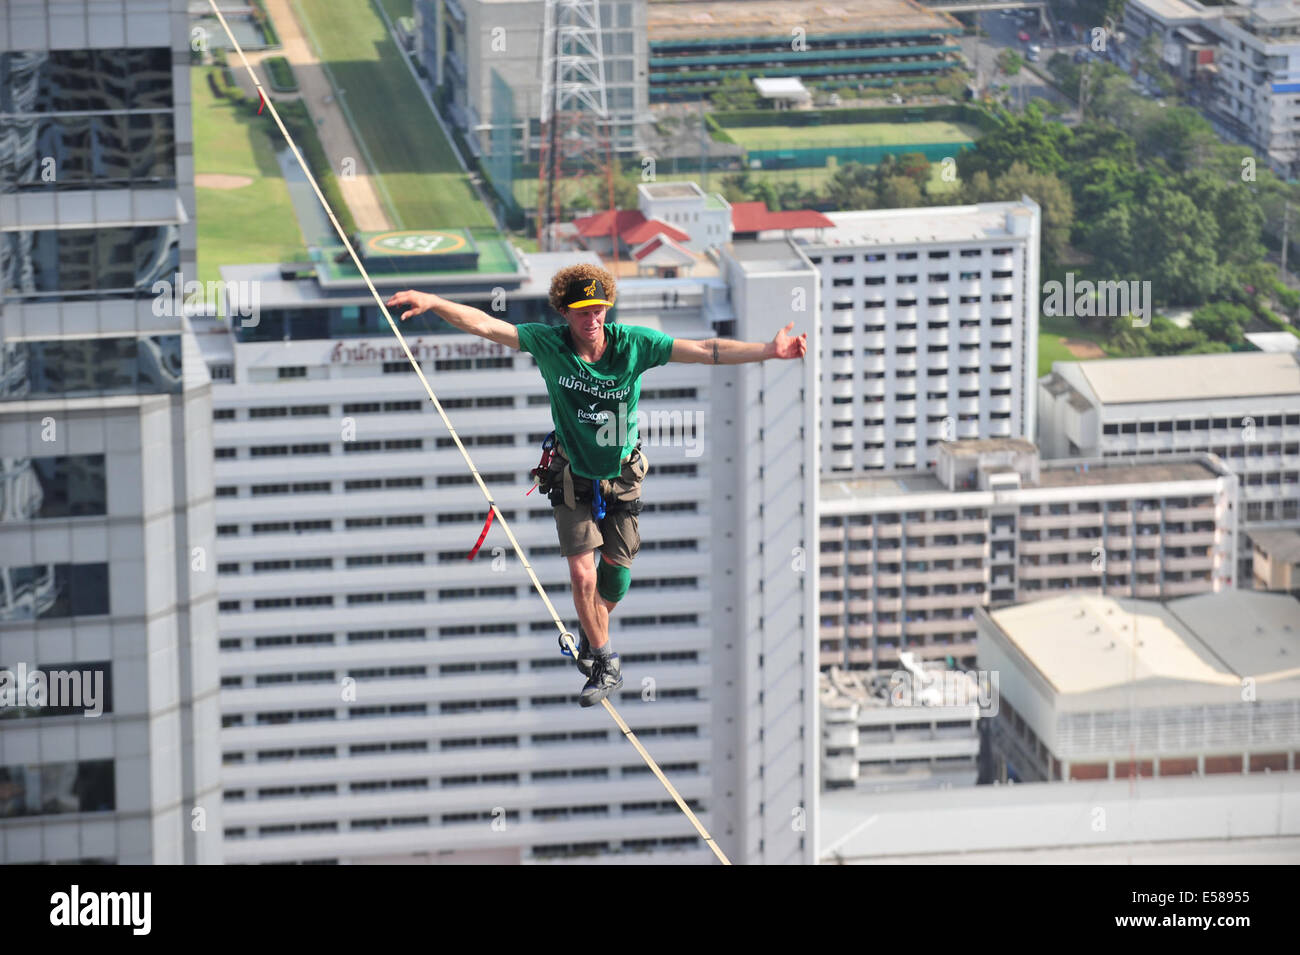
[1027,44,1041,62]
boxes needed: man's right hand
[386,289,437,321]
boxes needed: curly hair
[548,263,616,316]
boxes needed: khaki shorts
[549,447,649,568]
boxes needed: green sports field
[292,0,493,229]
[719,120,981,150]
[192,68,307,286]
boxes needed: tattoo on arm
[712,340,719,365]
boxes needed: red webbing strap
[466,508,495,560]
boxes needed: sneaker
[579,654,623,708]
[576,630,595,678]
[560,628,597,677]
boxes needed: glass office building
[0,0,221,865]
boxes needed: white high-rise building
[785,200,1041,474]
[198,237,818,864]
[0,0,222,865]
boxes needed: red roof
[573,208,690,244]
[573,208,646,238]
[630,234,693,262]
[730,201,833,233]
[623,216,690,245]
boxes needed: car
[1073,48,1089,63]
[1027,44,1041,62]
[1018,29,1030,42]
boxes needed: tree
[1234,261,1279,308]
[1068,121,1139,168]
[1179,172,1265,267]
[1068,156,1139,238]
[987,161,1075,263]
[958,105,1068,182]
[751,179,781,212]
[710,72,760,111]
[1190,302,1251,345]
[1080,203,1135,277]
[1138,107,1218,172]
[1128,185,1222,304]
[878,175,923,209]
[826,161,877,210]
[896,152,931,188]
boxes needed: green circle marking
[367,230,467,255]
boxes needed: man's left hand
[771,322,808,360]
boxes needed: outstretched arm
[669,322,808,365]
[384,289,520,349]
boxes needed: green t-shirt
[516,321,675,479]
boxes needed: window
[0,759,115,817]
[0,563,108,620]
[0,455,106,521]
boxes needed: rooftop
[938,437,1036,456]
[1250,528,1300,563]
[1034,456,1226,487]
[1128,0,1208,23]
[730,201,835,234]
[723,237,815,274]
[639,182,703,200]
[983,591,1300,703]
[1244,331,1300,352]
[819,775,1300,863]
[1071,352,1300,405]
[646,0,959,43]
[820,452,1226,500]
[820,471,949,500]
[310,227,523,288]
[792,201,1036,248]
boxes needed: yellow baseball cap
[564,275,614,308]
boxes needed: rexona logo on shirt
[576,402,611,424]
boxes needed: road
[962,9,1082,122]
